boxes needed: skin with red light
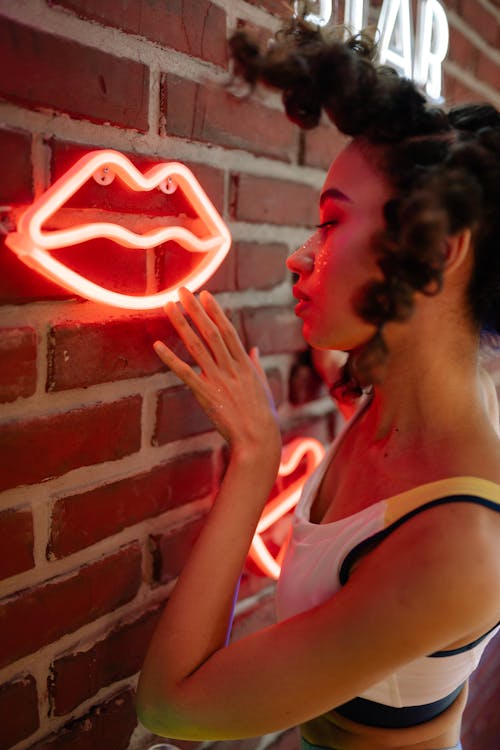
[288,142,391,351]
[137,141,500,749]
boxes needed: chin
[304,324,376,352]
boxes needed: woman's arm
[137,288,282,728]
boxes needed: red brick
[49,0,228,67]
[443,71,457,104]
[48,451,214,558]
[476,55,500,93]
[0,17,149,129]
[0,544,141,669]
[0,674,39,750]
[461,0,498,47]
[152,516,207,584]
[204,246,237,293]
[236,241,288,290]
[0,235,74,305]
[57,240,149,296]
[163,74,299,162]
[448,26,479,73]
[450,79,490,106]
[49,608,161,715]
[1,235,147,304]
[303,123,348,171]
[30,688,136,750]
[0,508,34,581]
[230,173,318,226]
[47,315,186,391]
[0,397,141,492]
[0,327,37,403]
[244,0,290,16]
[154,385,214,445]
[241,306,305,354]
[0,128,32,204]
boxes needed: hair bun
[283,86,322,128]
[448,104,500,132]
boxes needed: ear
[443,228,473,274]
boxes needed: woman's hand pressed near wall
[154,287,281,465]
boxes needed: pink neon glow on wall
[5,150,231,310]
[249,438,325,579]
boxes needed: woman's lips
[292,287,312,315]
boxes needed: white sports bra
[275,406,500,727]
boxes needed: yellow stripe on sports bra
[383,476,500,527]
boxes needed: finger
[178,288,233,370]
[153,340,204,390]
[199,290,247,361]
[249,346,267,380]
[163,301,217,376]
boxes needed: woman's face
[287,140,393,351]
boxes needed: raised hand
[154,288,281,460]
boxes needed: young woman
[137,16,500,750]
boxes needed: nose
[286,232,319,275]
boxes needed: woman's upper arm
[137,502,499,740]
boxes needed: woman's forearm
[137,287,282,727]
[137,444,280,718]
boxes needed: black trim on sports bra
[338,494,500,655]
[334,683,465,728]
[430,621,500,657]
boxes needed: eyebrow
[319,187,352,206]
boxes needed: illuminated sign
[295,0,333,26]
[413,0,449,101]
[377,0,413,80]
[294,0,449,101]
[5,150,231,310]
[249,437,325,579]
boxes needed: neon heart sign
[5,150,231,310]
[249,437,325,579]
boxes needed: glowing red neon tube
[249,437,325,579]
[5,150,231,310]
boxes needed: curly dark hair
[229,14,500,400]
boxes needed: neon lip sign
[250,437,325,579]
[5,150,231,310]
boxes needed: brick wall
[0,2,498,750]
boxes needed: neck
[363,321,484,443]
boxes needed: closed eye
[316,220,339,230]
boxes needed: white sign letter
[344,0,366,32]
[294,0,333,27]
[414,0,449,101]
[378,0,413,79]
